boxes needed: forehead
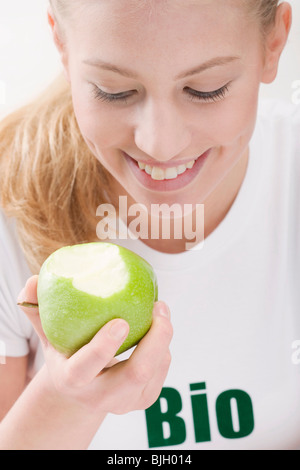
[66,0,255,68]
[67,0,250,35]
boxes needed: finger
[63,319,130,388]
[125,301,173,385]
[17,275,48,347]
[95,346,172,414]
[104,357,120,369]
[140,350,172,409]
[18,274,39,305]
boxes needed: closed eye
[92,86,136,104]
[91,83,230,104]
[183,84,230,102]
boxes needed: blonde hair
[50,0,281,32]
[244,0,281,33]
[0,74,114,274]
[0,0,281,274]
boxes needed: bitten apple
[37,242,158,357]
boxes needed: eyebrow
[82,55,240,80]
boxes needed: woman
[0,0,298,450]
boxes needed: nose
[134,98,191,162]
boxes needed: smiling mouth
[124,150,211,192]
[137,159,197,181]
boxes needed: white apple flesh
[37,242,158,357]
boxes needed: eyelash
[91,83,230,104]
[92,86,134,104]
[184,85,229,102]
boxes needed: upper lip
[124,152,204,169]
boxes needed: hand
[18,275,173,415]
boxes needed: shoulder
[0,207,34,357]
[257,98,300,120]
[255,99,300,168]
[257,98,300,138]
[0,208,32,286]
[249,99,300,282]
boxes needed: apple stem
[17,302,39,308]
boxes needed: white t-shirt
[0,99,300,450]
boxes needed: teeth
[145,165,152,175]
[151,166,165,181]
[176,164,187,175]
[165,167,178,180]
[186,160,195,169]
[138,159,196,181]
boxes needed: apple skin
[37,243,158,357]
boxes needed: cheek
[199,73,261,151]
[212,94,258,148]
[71,88,128,149]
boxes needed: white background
[0,0,300,120]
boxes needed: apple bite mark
[47,243,129,297]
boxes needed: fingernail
[109,320,129,341]
[157,302,170,319]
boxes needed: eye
[92,85,135,104]
[184,84,230,103]
[91,83,230,105]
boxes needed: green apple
[37,242,158,357]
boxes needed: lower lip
[124,149,211,192]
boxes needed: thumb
[17,275,48,348]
